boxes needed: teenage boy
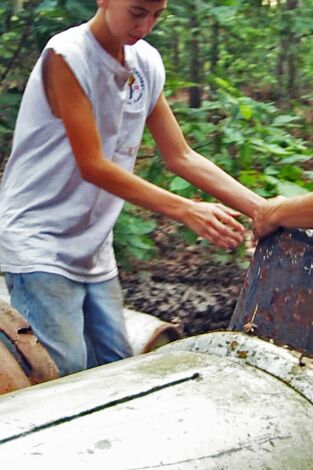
[0,0,264,376]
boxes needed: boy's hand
[253,196,285,239]
[183,202,245,249]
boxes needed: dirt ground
[119,218,251,339]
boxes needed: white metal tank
[0,331,312,469]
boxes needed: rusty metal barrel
[0,300,59,394]
[229,228,313,357]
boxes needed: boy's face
[97,0,167,45]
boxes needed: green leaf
[210,252,233,266]
[178,227,199,245]
[169,177,191,192]
[279,165,302,181]
[252,140,290,156]
[281,154,311,165]
[210,6,239,24]
[239,103,253,120]
[304,171,313,179]
[223,127,244,144]
[65,0,96,19]
[276,181,310,197]
[264,175,280,187]
[265,144,290,156]
[272,115,299,126]
[264,166,279,176]
[239,170,261,187]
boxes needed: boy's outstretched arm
[147,94,265,219]
[44,51,245,249]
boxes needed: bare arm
[147,94,264,218]
[253,194,313,239]
[44,51,244,249]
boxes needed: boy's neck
[88,13,125,65]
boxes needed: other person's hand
[253,196,285,240]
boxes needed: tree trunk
[188,10,202,108]
[275,0,299,105]
[210,20,220,78]
[172,30,180,72]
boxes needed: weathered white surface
[160,331,313,404]
[0,351,203,442]
[0,349,312,469]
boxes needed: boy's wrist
[170,198,195,225]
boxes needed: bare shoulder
[42,50,79,118]
[42,48,91,123]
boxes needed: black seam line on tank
[0,372,201,446]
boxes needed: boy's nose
[137,16,156,37]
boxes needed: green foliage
[0,0,96,166]
[131,72,312,264]
[164,76,312,202]
[113,204,157,268]
[34,0,96,49]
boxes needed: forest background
[0,0,313,334]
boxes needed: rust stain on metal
[0,300,59,394]
[229,341,239,351]
[230,228,313,358]
[0,340,31,395]
[279,233,306,258]
[236,350,248,359]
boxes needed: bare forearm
[168,149,264,218]
[147,95,263,217]
[82,157,245,249]
[82,157,193,222]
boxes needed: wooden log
[229,228,313,357]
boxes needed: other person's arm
[253,194,313,239]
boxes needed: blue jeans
[4,272,133,377]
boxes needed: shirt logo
[127,68,145,105]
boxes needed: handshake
[185,192,313,251]
[252,193,313,239]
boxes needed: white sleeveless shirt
[0,24,165,282]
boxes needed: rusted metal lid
[229,228,313,357]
